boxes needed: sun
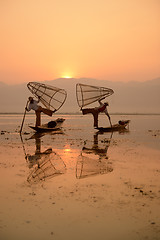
[61,71,73,79]
[62,75,72,79]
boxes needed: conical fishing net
[76,83,114,108]
[27,82,67,112]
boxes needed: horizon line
[0,112,160,116]
[0,76,160,86]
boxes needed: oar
[20,100,29,134]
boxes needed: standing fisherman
[81,97,112,128]
[26,97,54,127]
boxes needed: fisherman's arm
[99,96,105,102]
[98,99,102,105]
[98,96,106,105]
[104,109,109,117]
[25,105,31,111]
[104,109,112,126]
[25,102,32,111]
[104,108,111,119]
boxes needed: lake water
[0,113,160,149]
[0,113,160,240]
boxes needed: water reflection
[21,133,66,183]
[76,132,113,179]
[27,150,66,183]
[20,130,114,182]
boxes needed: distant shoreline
[0,112,160,116]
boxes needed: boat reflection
[21,133,66,183]
[76,132,113,179]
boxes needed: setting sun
[61,75,72,79]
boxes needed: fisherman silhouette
[81,97,112,128]
[26,96,54,127]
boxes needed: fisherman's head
[29,96,33,102]
[104,102,109,106]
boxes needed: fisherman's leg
[81,108,98,127]
[35,110,41,127]
[92,112,99,128]
[82,108,94,115]
[41,108,53,116]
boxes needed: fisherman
[26,96,55,127]
[81,97,112,128]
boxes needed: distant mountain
[0,78,160,114]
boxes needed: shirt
[95,101,109,116]
[27,100,39,111]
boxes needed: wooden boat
[29,118,65,133]
[29,126,61,133]
[96,120,130,132]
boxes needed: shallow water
[0,113,160,148]
[0,114,160,240]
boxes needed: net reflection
[27,151,66,183]
[22,134,66,183]
[76,132,113,179]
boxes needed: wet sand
[0,114,160,240]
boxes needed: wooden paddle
[20,100,29,134]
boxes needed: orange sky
[0,0,160,84]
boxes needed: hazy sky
[0,0,160,84]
